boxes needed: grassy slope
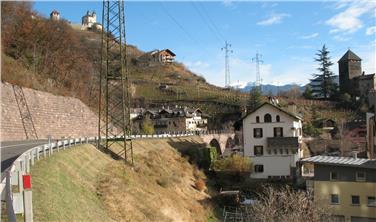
[99,137,216,222]
[31,144,113,221]
[31,137,217,222]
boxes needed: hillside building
[242,102,303,179]
[50,10,60,21]
[132,107,208,134]
[338,50,376,98]
[81,11,102,31]
[138,49,176,64]
[301,156,376,222]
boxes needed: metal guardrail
[0,130,234,221]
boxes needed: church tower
[338,50,362,95]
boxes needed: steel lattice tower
[252,51,263,90]
[222,41,233,88]
[98,0,133,165]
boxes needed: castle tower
[50,10,60,21]
[81,11,97,30]
[338,49,362,95]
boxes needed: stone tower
[50,10,60,21]
[338,49,362,95]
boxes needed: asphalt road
[1,140,48,177]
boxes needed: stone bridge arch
[199,133,235,155]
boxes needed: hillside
[1,2,247,129]
[1,2,354,130]
[31,138,217,221]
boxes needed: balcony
[267,137,299,149]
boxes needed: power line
[160,3,200,46]
[197,2,226,41]
[191,2,223,44]
[222,41,233,87]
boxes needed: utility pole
[252,51,263,91]
[221,41,233,88]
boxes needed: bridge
[197,130,236,155]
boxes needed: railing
[0,130,233,221]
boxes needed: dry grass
[98,137,215,222]
[31,144,113,221]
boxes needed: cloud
[366,26,376,35]
[300,33,319,39]
[333,35,352,42]
[222,0,235,8]
[257,13,290,26]
[326,0,376,34]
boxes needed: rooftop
[242,102,303,121]
[338,49,362,62]
[301,155,376,169]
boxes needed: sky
[33,1,376,87]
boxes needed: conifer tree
[313,45,337,99]
[248,87,263,112]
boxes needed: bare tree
[246,186,333,222]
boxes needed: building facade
[138,49,176,64]
[338,50,376,99]
[81,11,102,31]
[366,112,376,159]
[301,156,376,222]
[242,102,303,179]
[132,107,207,134]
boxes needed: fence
[0,130,233,221]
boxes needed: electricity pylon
[98,0,133,165]
[252,51,263,91]
[222,41,233,88]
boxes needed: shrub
[194,179,206,191]
[212,155,252,172]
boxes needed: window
[264,114,272,122]
[368,196,376,207]
[331,194,340,204]
[274,127,283,137]
[276,115,280,122]
[254,146,263,156]
[254,128,263,138]
[274,149,277,155]
[285,149,289,155]
[351,196,360,205]
[256,116,260,123]
[255,165,264,173]
[267,150,271,155]
[356,172,366,181]
[330,172,338,180]
[279,149,283,154]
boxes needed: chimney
[287,102,297,114]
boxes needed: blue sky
[33,1,376,87]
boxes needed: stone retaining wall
[1,82,99,141]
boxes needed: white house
[81,11,102,31]
[242,102,303,179]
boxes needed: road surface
[1,140,48,177]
